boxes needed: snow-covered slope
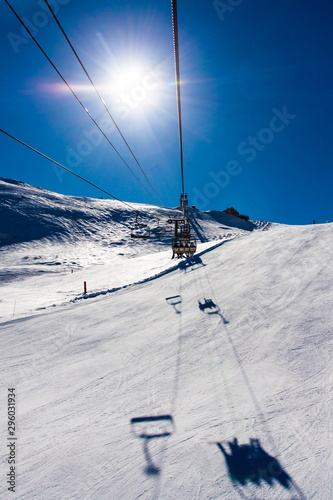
[0,178,332,499]
[0,177,263,318]
[0,177,260,248]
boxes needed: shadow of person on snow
[217,438,292,488]
[198,298,219,313]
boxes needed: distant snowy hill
[0,177,332,499]
[0,177,262,249]
[0,176,266,315]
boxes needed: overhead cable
[4,0,160,206]
[44,0,165,208]
[0,128,134,209]
[171,0,185,197]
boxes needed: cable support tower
[43,0,164,208]
[4,0,161,207]
[0,128,134,210]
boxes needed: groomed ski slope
[0,178,332,499]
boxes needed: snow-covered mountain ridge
[0,177,265,317]
[0,177,263,249]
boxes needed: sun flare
[105,63,163,112]
[111,66,146,94]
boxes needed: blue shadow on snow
[217,438,292,488]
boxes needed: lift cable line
[0,128,134,210]
[171,0,185,198]
[43,0,165,208]
[4,0,160,207]
[168,0,197,259]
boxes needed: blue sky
[1,0,332,224]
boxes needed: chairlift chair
[131,211,151,239]
[131,227,151,239]
[155,219,166,235]
[169,213,197,258]
[172,236,197,259]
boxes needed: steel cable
[171,0,185,197]
[4,0,160,206]
[0,128,134,210]
[43,0,165,207]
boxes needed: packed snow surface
[0,178,332,499]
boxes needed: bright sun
[112,66,145,93]
[106,64,162,112]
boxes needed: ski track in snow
[0,178,332,499]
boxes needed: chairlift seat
[131,227,150,239]
[172,238,197,258]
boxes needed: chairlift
[155,219,166,235]
[131,211,151,239]
[168,213,197,258]
[131,227,150,239]
[172,236,197,259]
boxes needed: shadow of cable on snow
[199,269,308,499]
[216,438,292,488]
[198,266,277,450]
[215,321,307,499]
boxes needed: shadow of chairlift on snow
[198,298,229,324]
[216,438,292,489]
[198,298,219,313]
[178,255,205,273]
[130,415,174,475]
[165,295,182,314]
